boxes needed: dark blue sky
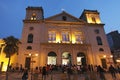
[0,0,120,39]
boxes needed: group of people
[96,65,119,80]
[15,64,119,80]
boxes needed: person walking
[67,67,73,80]
[42,66,47,80]
[33,67,39,80]
[22,69,28,80]
[109,65,116,79]
[82,65,89,80]
[97,65,106,80]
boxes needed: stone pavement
[0,71,120,80]
[0,72,85,80]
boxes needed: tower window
[94,29,99,34]
[27,34,33,43]
[62,16,67,21]
[31,13,36,20]
[96,36,103,45]
[99,48,104,51]
[29,27,34,31]
[26,46,32,50]
[92,17,96,23]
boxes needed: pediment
[45,11,85,22]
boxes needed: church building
[18,6,113,69]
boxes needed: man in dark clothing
[42,66,47,80]
[22,69,28,80]
[97,65,106,80]
[67,67,73,80]
[109,65,116,79]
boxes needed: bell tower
[80,9,101,24]
[24,6,44,21]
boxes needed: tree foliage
[3,36,21,57]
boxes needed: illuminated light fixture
[80,41,83,44]
[29,53,31,56]
[110,55,113,58]
[116,60,120,62]
[35,54,38,56]
[103,55,106,58]
[72,41,75,44]
[32,13,36,16]
[31,17,33,20]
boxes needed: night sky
[0,0,120,39]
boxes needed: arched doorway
[77,52,86,65]
[47,51,57,65]
[62,52,72,65]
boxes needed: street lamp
[110,55,113,58]
[103,55,113,64]
[103,55,106,58]
[28,53,38,80]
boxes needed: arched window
[62,52,71,65]
[48,51,57,65]
[77,52,86,65]
[96,36,103,45]
[48,51,57,56]
[27,34,33,43]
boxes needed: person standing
[33,67,39,80]
[22,69,28,80]
[109,65,116,79]
[67,67,73,80]
[97,65,106,80]
[42,66,47,80]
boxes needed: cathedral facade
[18,6,113,69]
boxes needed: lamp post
[28,53,38,80]
[108,55,113,64]
[103,55,113,64]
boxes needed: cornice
[23,20,44,23]
[86,23,105,26]
[44,20,86,25]
[40,43,91,51]
[40,42,90,46]
[23,20,105,27]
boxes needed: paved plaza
[0,71,120,80]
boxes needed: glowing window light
[48,31,56,43]
[2,65,7,71]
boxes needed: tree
[3,36,21,80]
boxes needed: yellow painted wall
[0,39,18,71]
